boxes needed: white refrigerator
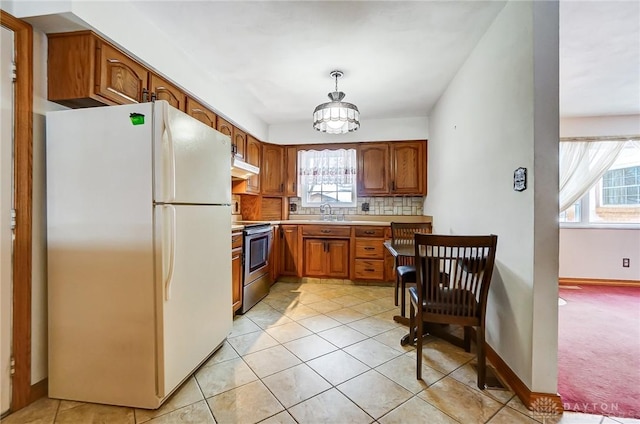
[46,101,232,409]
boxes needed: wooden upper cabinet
[96,41,148,105]
[233,128,247,160]
[245,136,261,193]
[391,141,426,195]
[357,141,427,196]
[216,117,234,150]
[358,144,390,196]
[285,146,298,197]
[216,118,246,159]
[48,31,148,108]
[261,143,285,195]
[186,96,217,128]
[149,74,186,111]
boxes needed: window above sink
[298,148,357,208]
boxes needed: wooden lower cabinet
[280,225,300,276]
[269,225,279,284]
[232,231,243,313]
[353,227,386,281]
[303,238,350,278]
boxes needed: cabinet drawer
[354,260,385,280]
[301,225,351,237]
[232,232,243,249]
[355,239,384,259]
[354,227,386,238]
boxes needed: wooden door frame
[0,10,34,412]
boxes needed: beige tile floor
[3,282,639,424]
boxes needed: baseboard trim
[486,344,563,413]
[29,379,47,403]
[559,277,640,287]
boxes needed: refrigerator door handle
[162,104,177,202]
[163,205,177,300]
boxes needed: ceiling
[127,0,639,127]
[19,0,639,127]
[560,1,640,118]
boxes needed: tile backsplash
[288,196,424,216]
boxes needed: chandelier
[313,70,360,134]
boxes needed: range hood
[231,156,260,180]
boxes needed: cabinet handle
[142,88,149,102]
[280,183,284,192]
[364,230,375,235]
[391,181,395,191]
[150,92,157,102]
[365,268,375,272]
[364,247,375,251]
[321,229,331,234]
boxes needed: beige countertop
[231,215,432,230]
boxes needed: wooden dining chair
[409,233,498,389]
[390,222,432,317]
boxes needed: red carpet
[558,285,640,419]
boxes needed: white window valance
[297,148,357,186]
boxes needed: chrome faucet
[320,203,332,221]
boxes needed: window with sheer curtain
[560,139,640,225]
[297,148,357,208]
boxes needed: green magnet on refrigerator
[129,113,145,125]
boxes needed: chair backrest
[390,222,432,245]
[414,233,498,323]
[391,222,433,266]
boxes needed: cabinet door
[232,246,243,312]
[245,136,261,194]
[186,96,217,128]
[270,226,279,284]
[96,41,148,105]
[261,144,285,195]
[216,117,234,154]
[326,240,350,278]
[280,225,299,276]
[391,141,426,195]
[233,128,247,160]
[285,146,298,196]
[304,239,328,277]
[149,74,186,111]
[358,144,390,196]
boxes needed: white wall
[269,117,429,144]
[425,0,559,393]
[560,115,640,138]
[559,114,640,282]
[560,228,640,280]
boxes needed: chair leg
[416,312,423,380]
[476,325,486,390]
[394,274,400,306]
[408,302,417,346]
[463,326,472,352]
[400,278,406,317]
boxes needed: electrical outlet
[361,202,370,212]
[289,203,297,212]
[623,258,630,268]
